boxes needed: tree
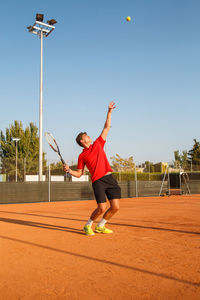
[187,139,200,170]
[110,154,135,172]
[174,150,188,169]
[0,121,47,181]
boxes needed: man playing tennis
[63,101,121,236]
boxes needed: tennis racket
[45,132,71,177]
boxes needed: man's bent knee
[110,206,119,213]
[110,199,120,210]
[97,204,107,214]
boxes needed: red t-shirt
[77,136,112,182]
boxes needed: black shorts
[92,174,121,204]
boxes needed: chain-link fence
[0,160,200,204]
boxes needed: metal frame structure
[27,14,57,181]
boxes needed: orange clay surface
[0,195,200,300]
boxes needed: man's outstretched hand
[108,101,116,113]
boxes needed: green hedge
[112,172,164,181]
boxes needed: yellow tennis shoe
[95,225,113,234]
[83,225,95,236]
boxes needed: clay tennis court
[0,195,200,300]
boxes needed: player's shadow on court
[0,234,199,287]
[109,222,200,235]
[0,210,86,222]
[0,217,85,235]
[0,211,199,235]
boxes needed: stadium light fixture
[27,14,57,181]
[36,13,44,22]
[12,138,20,182]
[47,19,57,26]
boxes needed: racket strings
[45,133,59,153]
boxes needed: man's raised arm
[101,101,116,141]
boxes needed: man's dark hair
[76,132,87,147]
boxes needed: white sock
[85,218,93,227]
[97,218,107,228]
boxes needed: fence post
[168,167,170,196]
[48,161,51,202]
[135,165,138,197]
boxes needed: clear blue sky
[0,0,199,165]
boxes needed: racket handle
[60,156,72,178]
[64,172,72,179]
[60,157,66,165]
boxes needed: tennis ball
[126,16,131,22]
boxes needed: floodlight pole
[15,141,18,182]
[27,15,56,181]
[39,31,43,182]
